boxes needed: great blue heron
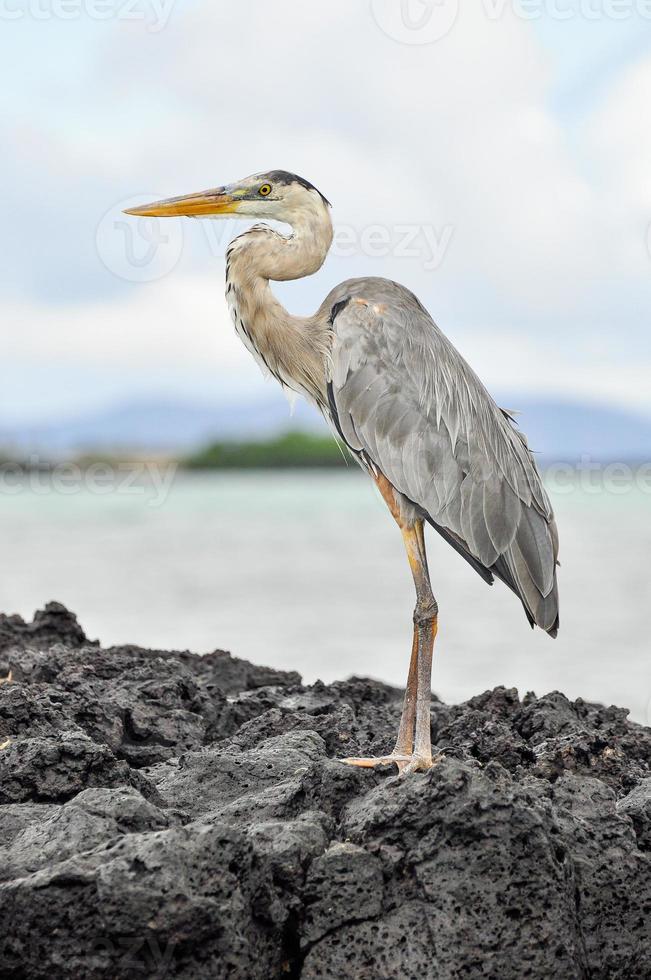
[125,171,559,774]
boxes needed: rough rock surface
[1,603,650,979]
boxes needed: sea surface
[1,469,649,725]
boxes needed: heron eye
[259,184,272,197]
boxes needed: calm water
[1,470,649,725]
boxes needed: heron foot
[398,751,445,775]
[340,752,444,775]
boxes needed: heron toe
[340,754,412,771]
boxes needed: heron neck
[225,206,334,406]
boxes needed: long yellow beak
[123,188,240,218]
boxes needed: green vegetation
[183,431,347,469]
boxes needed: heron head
[123,170,331,222]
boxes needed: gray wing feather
[323,278,559,635]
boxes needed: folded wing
[324,278,559,635]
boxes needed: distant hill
[0,395,649,461]
[0,397,325,458]
[502,398,651,460]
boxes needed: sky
[2,0,651,426]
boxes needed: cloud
[586,56,651,213]
[3,268,649,421]
[2,1,651,419]
[89,2,605,300]
[0,271,282,421]
[1,272,249,370]
[460,325,651,414]
[583,56,651,275]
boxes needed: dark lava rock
[0,601,89,657]
[0,605,650,979]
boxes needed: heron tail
[491,507,560,637]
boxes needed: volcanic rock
[1,605,650,979]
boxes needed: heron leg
[391,625,419,757]
[399,518,438,771]
[342,627,419,772]
[341,480,439,774]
